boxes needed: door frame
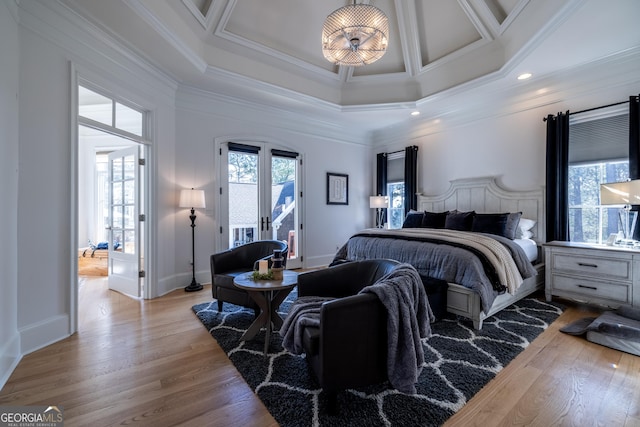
[214,136,304,267]
[70,66,155,333]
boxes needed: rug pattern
[192,292,563,427]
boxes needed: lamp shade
[600,180,640,205]
[179,188,206,209]
[369,195,388,209]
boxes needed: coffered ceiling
[58,0,640,134]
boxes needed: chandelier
[322,1,389,67]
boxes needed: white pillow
[515,218,536,239]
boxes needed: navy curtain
[376,152,388,225]
[629,95,640,239]
[545,111,570,242]
[404,146,419,215]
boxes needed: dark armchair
[296,259,400,410]
[210,240,288,315]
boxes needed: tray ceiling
[58,0,640,134]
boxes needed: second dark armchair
[210,240,288,315]
[294,259,400,410]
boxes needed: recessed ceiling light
[517,73,532,80]
[411,111,420,116]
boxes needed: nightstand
[544,241,639,309]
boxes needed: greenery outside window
[387,182,405,229]
[568,160,629,243]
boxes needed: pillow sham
[422,211,448,229]
[472,213,510,237]
[515,218,536,239]
[445,210,475,231]
[402,210,425,228]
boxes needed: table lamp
[600,179,640,244]
[370,195,388,228]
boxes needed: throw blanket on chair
[280,296,335,355]
[360,263,435,394]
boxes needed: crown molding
[6,0,20,24]
[459,0,493,41]
[213,0,338,82]
[33,0,179,98]
[394,0,421,76]
[499,0,584,76]
[175,85,370,145]
[372,47,640,146]
[124,0,208,73]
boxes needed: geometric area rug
[192,291,563,427]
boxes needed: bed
[334,176,545,329]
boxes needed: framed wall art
[326,172,348,205]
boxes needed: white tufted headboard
[416,176,545,243]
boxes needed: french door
[219,142,302,269]
[107,146,142,297]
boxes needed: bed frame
[417,176,545,329]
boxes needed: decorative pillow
[402,210,425,228]
[504,212,523,240]
[515,218,536,239]
[445,211,475,231]
[422,211,448,229]
[472,213,510,237]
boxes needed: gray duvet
[333,228,537,312]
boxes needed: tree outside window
[387,182,405,229]
[568,160,628,243]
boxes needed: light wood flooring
[1,276,639,426]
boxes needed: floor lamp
[179,188,206,292]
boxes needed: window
[568,161,628,243]
[387,182,405,229]
[568,108,629,243]
[386,152,405,229]
[79,85,144,137]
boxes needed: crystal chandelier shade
[322,2,389,67]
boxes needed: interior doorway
[76,82,149,299]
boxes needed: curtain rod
[383,147,418,155]
[543,99,629,121]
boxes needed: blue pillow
[445,211,475,231]
[402,211,425,228]
[504,212,522,239]
[422,211,448,229]
[472,213,510,237]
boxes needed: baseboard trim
[19,314,71,356]
[0,331,21,391]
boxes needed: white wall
[13,0,177,358]
[373,58,640,202]
[0,0,21,388]
[174,89,372,277]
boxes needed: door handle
[266,217,271,231]
[261,217,265,231]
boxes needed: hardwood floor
[1,276,639,426]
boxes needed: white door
[108,146,141,297]
[220,142,303,268]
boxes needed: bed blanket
[334,228,537,312]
